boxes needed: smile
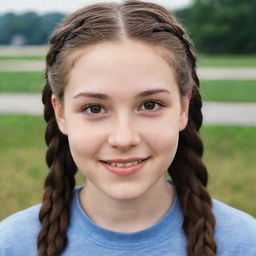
[99,158,149,176]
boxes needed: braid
[168,29,217,255]
[37,78,77,256]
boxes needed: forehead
[66,40,178,94]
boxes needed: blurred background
[0,0,256,220]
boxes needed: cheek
[143,113,180,145]
[143,115,180,163]
[151,130,179,172]
[149,127,179,155]
[66,122,104,163]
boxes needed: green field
[200,80,256,102]
[197,54,256,67]
[0,115,87,220]
[0,72,45,93]
[0,115,255,220]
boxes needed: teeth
[107,160,143,167]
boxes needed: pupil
[91,105,101,113]
[145,101,155,110]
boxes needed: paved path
[0,93,255,126]
[198,67,256,80]
[0,46,47,56]
[0,61,45,72]
[0,93,43,115]
[202,102,256,126]
[1,60,256,79]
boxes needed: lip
[100,157,149,176]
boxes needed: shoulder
[0,203,41,232]
[212,199,256,255]
[0,204,41,254]
[212,199,256,230]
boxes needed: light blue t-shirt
[1,180,256,255]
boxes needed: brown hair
[38,1,217,255]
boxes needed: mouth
[99,157,150,176]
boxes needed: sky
[0,0,192,14]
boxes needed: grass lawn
[0,115,255,220]
[201,126,256,215]
[197,54,256,67]
[200,80,256,102]
[0,72,45,93]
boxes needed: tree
[0,12,65,45]
[0,13,17,44]
[175,0,256,53]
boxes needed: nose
[108,115,141,150]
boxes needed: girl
[0,1,256,255]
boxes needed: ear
[51,94,68,135]
[179,91,192,131]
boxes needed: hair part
[39,1,217,255]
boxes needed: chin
[106,183,148,201]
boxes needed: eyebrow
[73,88,171,100]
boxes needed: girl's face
[52,40,190,201]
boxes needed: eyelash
[82,99,165,116]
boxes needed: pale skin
[52,39,191,232]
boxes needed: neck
[79,177,175,232]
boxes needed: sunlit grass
[198,54,256,67]
[201,126,256,215]
[0,72,44,93]
[200,80,256,102]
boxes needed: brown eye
[139,99,164,112]
[83,104,105,115]
[144,101,156,110]
[89,105,102,113]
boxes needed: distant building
[11,35,26,46]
